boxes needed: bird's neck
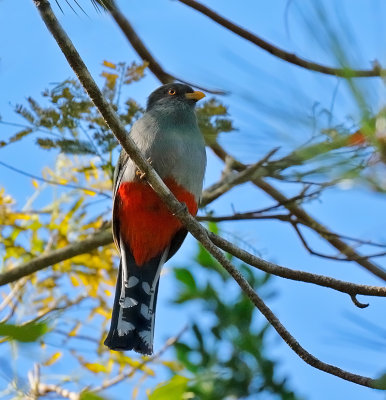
[150,105,197,129]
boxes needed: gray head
[146,83,205,112]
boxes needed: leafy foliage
[196,98,236,145]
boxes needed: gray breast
[121,111,206,200]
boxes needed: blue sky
[1,0,386,399]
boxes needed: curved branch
[109,1,172,84]
[108,1,225,94]
[177,0,385,78]
[291,222,386,263]
[0,230,112,286]
[208,232,386,299]
[204,243,375,388]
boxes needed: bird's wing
[112,150,130,250]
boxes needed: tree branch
[291,222,386,263]
[108,0,225,94]
[177,0,386,78]
[208,232,386,300]
[201,243,375,388]
[197,212,292,223]
[0,230,112,287]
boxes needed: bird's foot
[135,158,152,180]
[136,169,146,179]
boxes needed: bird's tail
[104,243,168,355]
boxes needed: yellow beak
[185,91,206,101]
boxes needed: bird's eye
[168,89,176,95]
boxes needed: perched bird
[104,83,206,355]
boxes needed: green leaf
[8,128,33,144]
[195,245,228,280]
[174,268,196,290]
[0,321,48,342]
[207,221,219,235]
[195,245,216,269]
[148,375,189,400]
[80,392,107,400]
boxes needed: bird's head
[146,83,205,112]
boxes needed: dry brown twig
[177,0,386,78]
[29,0,385,388]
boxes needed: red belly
[118,178,198,266]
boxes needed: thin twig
[291,222,386,263]
[197,213,292,223]
[201,148,279,206]
[210,143,386,282]
[0,160,111,199]
[177,0,386,78]
[208,232,386,300]
[0,279,26,314]
[255,178,386,281]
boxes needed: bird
[104,83,207,355]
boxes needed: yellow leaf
[78,274,89,286]
[32,179,39,189]
[101,71,119,89]
[69,322,81,337]
[43,352,62,366]
[70,275,79,287]
[114,354,155,376]
[83,189,96,197]
[103,60,116,69]
[84,362,111,374]
[95,307,110,319]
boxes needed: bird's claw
[135,158,153,180]
[136,169,146,179]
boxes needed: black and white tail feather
[104,236,169,355]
